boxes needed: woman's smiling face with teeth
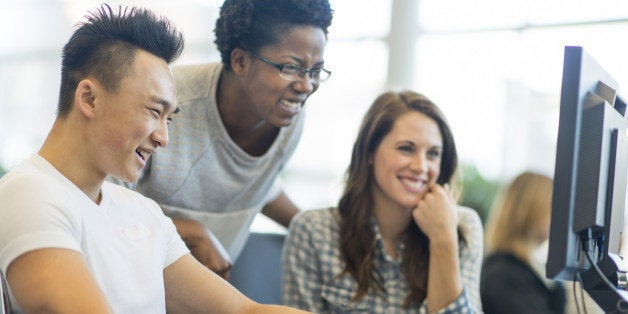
[243,26,326,128]
[371,111,443,211]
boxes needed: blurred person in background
[481,171,566,314]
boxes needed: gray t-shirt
[135,62,305,260]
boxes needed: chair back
[228,232,285,304]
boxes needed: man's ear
[75,79,98,119]
[230,48,250,76]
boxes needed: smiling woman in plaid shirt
[282,91,483,313]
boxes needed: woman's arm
[413,184,464,313]
[262,191,300,228]
[426,234,462,313]
[171,218,232,279]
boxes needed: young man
[0,5,309,313]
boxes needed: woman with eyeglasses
[283,91,483,313]
[126,0,334,279]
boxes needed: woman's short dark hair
[214,0,333,70]
[57,4,184,117]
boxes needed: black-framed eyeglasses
[247,51,331,84]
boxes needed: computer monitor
[547,45,628,312]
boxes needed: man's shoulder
[0,157,66,198]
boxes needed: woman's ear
[230,48,249,76]
[75,79,98,119]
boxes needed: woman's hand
[172,218,233,280]
[412,184,458,244]
[413,184,464,313]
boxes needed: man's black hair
[57,4,184,117]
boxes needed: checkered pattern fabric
[282,206,483,313]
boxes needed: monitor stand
[581,253,628,313]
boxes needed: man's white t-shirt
[0,155,189,313]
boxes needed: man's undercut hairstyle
[57,4,184,117]
[214,0,333,70]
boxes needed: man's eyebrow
[152,96,179,114]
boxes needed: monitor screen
[547,45,628,312]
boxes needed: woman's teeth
[401,178,425,192]
[281,99,301,110]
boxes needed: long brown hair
[338,91,462,307]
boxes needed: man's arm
[164,254,311,313]
[261,191,300,228]
[7,248,112,313]
[171,218,232,279]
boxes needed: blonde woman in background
[481,172,566,314]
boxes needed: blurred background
[2,0,628,231]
